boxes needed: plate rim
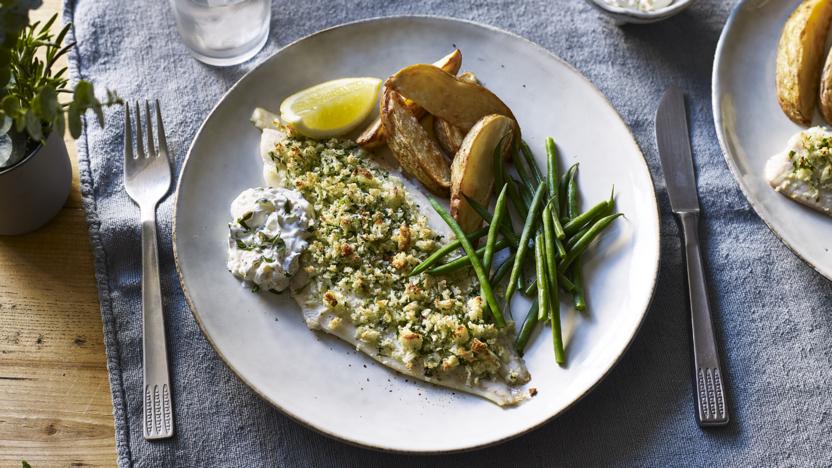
[172,14,661,454]
[712,0,832,282]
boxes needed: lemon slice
[279,77,382,139]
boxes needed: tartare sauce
[227,187,314,292]
[604,0,672,12]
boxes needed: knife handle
[677,211,729,427]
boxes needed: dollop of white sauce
[227,187,314,292]
[604,0,672,12]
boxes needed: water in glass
[171,0,271,67]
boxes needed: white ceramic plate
[714,0,832,280]
[174,16,660,453]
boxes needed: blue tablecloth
[65,0,832,465]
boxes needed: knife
[655,87,729,427]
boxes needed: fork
[123,100,175,440]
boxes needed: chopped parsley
[237,211,253,230]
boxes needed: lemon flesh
[279,77,382,139]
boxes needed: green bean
[506,177,529,220]
[409,227,489,276]
[546,137,559,205]
[555,234,567,257]
[427,239,510,276]
[551,290,566,365]
[559,213,623,272]
[463,194,520,245]
[524,271,578,296]
[544,197,568,256]
[514,177,533,206]
[559,163,578,220]
[490,252,515,286]
[566,225,590,251]
[484,185,509,272]
[572,261,586,311]
[542,205,559,319]
[505,182,547,302]
[493,135,507,189]
[535,233,550,321]
[521,140,543,184]
[562,200,611,236]
[514,299,539,355]
[544,138,568,241]
[565,201,612,250]
[566,164,580,220]
[429,198,506,327]
[513,142,535,194]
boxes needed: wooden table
[0,1,118,466]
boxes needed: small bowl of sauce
[585,0,693,24]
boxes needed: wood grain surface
[0,1,118,466]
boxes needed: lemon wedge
[279,77,382,139]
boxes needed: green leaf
[25,109,42,141]
[22,461,32,468]
[67,102,82,138]
[48,42,75,68]
[53,110,65,137]
[55,23,71,48]
[14,113,25,133]
[74,80,94,107]
[52,66,67,80]
[40,14,57,35]
[36,86,57,121]
[1,95,19,115]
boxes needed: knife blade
[656,87,699,213]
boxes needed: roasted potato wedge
[434,118,466,155]
[451,115,515,232]
[356,49,462,149]
[387,64,519,136]
[776,0,832,125]
[433,71,480,155]
[355,117,386,149]
[819,47,832,123]
[380,86,451,195]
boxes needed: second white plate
[714,0,832,280]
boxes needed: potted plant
[0,2,119,235]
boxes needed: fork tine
[124,102,133,162]
[135,101,145,158]
[145,101,156,158]
[155,100,169,160]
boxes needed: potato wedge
[355,118,386,149]
[387,64,519,136]
[380,86,451,195]
[819,48,832,123]
[451,115,515,233]
[433,71,480,155]
[356,49,462,149]
[434,118,466,155]
[776,0,832,125]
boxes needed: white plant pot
[0,130,71,235]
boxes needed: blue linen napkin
[64,0,832,466]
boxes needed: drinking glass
[170,0,271,67]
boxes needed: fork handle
[678,211,729,427]
[141,206,174,440]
